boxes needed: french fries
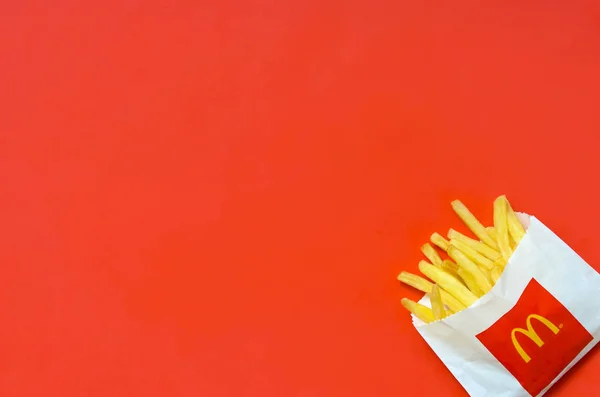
[493,256,507,269]
[419,261,478,307]
[431,232,449,252]
[397,271,466,313]
[421,243,443,267]
[506,200,525,244]
[430,285,446,320]
[398,195,525,322]
[509,234,518,250]
[440,259,463,283]
[494,196,513,262]
[451,200,498,250]
[486,226,498,242]
[448,247,492,294]
[401,298,436,324]
[448,238,495,270]
[490,266,503,283]
[457,267,485,297]
[448,229,501,261]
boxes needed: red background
[1,1,600,396]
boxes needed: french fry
[397,195,525,323]
[486,227,498,242]
[397,271,466,313]
[509,234,518,250]
[431,232,449,252]
[449,238,495,270]
[490,266,503,284]
[434,291,466,314]
[401,298,436,324]
[493,256,506,269]
[448,247,492,294]
[430,285,446,320]
[419,261,478,307]
[441,259,459,273]
[493,196,513,262]
[421,243,443,267]
[479,266,494,285]
[458,267,484,297]
[451,200,498,250]
[398,271,432,292]
[448,228,501,261]
[506,198,526,245]
[441,259,463,282]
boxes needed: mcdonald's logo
[477,279,592,396]
[511,314,561,363]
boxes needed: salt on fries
[398,195,524,322]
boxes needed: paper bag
[413,215,600,397]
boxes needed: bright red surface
[1,1,600,396]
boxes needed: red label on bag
[477,278,592,396]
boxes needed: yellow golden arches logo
[511,314,561,363]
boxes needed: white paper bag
[413,215,600,397]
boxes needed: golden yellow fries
[509,234,518,250]
[398,195,525,322]
[493,196,513,262]
[431,232,449,251]
[401,298,436,323]
[457,267,484,297]
[430,285,446,320]
[451,200,498,250]
[397,271,433,292]
[449,238,495,270]
[397,271,466,313]
[448,247,492,294]
[441,259,463,283]
[448,228,501,261]
[493,257,507,269]
[490,266,503,283]
[421,243,443,267]
[419,261,478,307]
[506,200,525,245]
[486,226,498,242]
